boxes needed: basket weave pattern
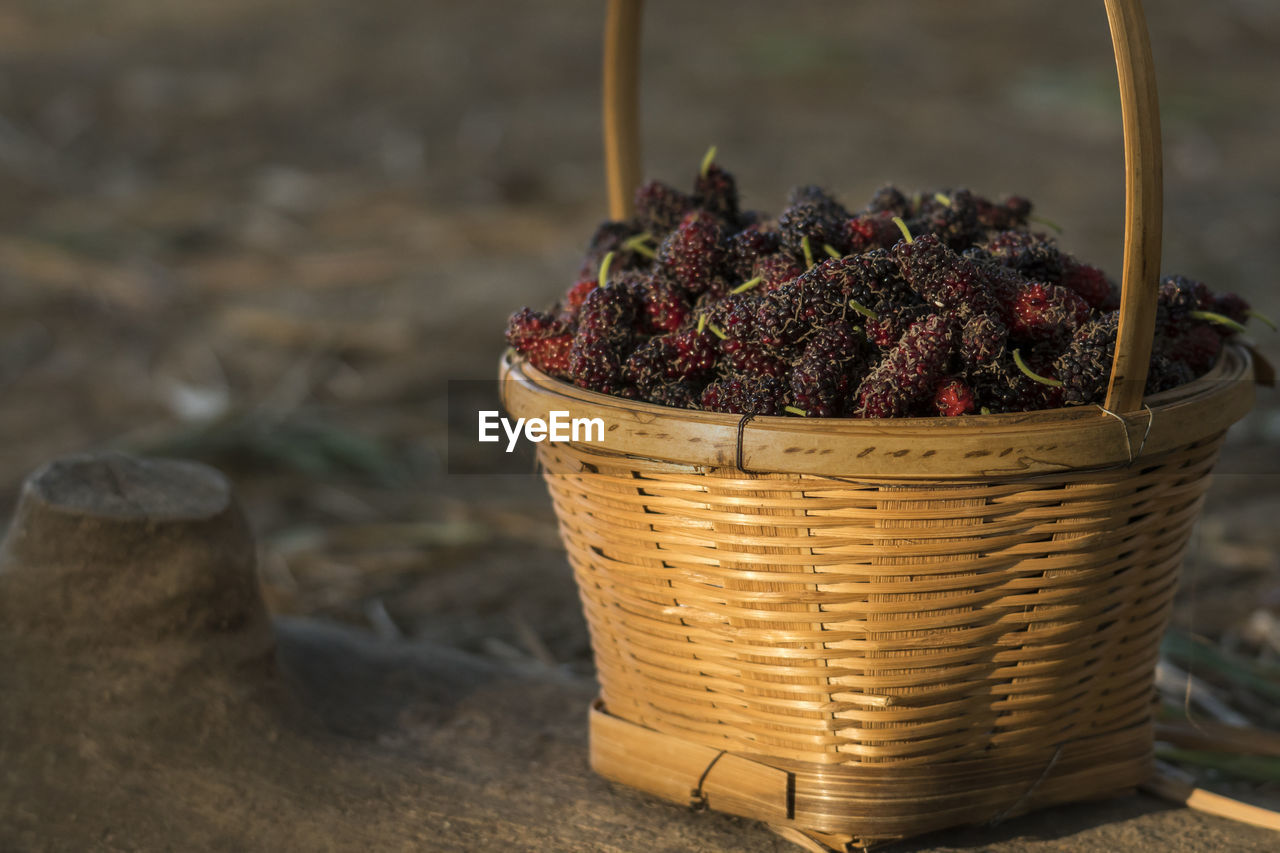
[539,435,1224,823]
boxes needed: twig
[1144,762,1280,833]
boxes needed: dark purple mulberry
[855,314,954,418]
[753,253,805,292]
[975,195,1033,231]
[1054,313,1119,406]
[979,231,1067,284]
[657,210,728,295]
[894,233,1000,315]
[695,161,740,223]
[967,345,1063,413]
[868,185,910,217]
[913,189,985,249]
[778,185,851,259]
[643,379,703,409]
[634,180,695,237]
[727,224,781,280]
[700,374,788,415]
[789,324,868,417]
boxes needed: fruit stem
[731,276,762,294]
[1012,348,1063,387]
[700,145,718,178]
[933,192,952,207]
[1029,214,1064,234]
[598,251,615,289]
[784,406,807,417]
[707,323,727,340]
[1190,310,1248,334]
[801,236,815,269]
[891,217,914,244]
[621,232,656,259]
[823,243,842,259]
[696,314,707,334]
[847,299,879,321]
[980,406,992,415]
[1247,309,1278,332]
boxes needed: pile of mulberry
[505,151,1258,418]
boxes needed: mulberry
[506,308,574,377]
[975,195,1032,231]
[630,275,690,333]
[722,340,789,377]
[934,377,977,416]
[778,185,851,259]
[1054,314,1119,406]
[1001,282,1091,342]
[700,374,788,415]
[790,324,867,417]
[657,210,727,295]
[894,233,1000,315]
[868,185,910,217]
[727,224,781,280]
[695,158,740,223]
[634,180,694,237]
[1059,259,1113,309]
[753,252,805,292]
[981,231,1066,284]
[914,189,985,249]
[855,314,954,418]
[969,345,1063,413]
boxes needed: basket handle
[602,0,1163,415]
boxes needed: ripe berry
[727,224,781,280]
[855,314,954,418]
[695,159,740,223]
[634,180,694,237]
[1001,282,1091,342]
[778,185,851,259]
[700,374,788,415]
[1059,260,1113,309]
[657,210,728,295]
[934,377,977,416]
[630,275,690,333]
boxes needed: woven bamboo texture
[496,0,1260,847]
[543,434,1219,840]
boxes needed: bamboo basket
[499,1,1258,847]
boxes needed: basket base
[588,699,1153,848]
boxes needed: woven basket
[499,1,1258,847]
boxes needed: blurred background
[0,0,1277,790]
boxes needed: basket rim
[498,344,1255,480]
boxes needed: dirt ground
[0,0,1277,848]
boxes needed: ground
[0,1,1277,849]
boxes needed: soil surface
[0,1,1277,850]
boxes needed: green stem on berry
[847,299,879,321]
[1012,348,1063,387]
[933,192,952,207]
[621,232,657,259]
[784,406,808,417]
[980,406,992,415]
[1247,309,1277,332]
[597,251,615,288]
[700,145,718,178]
[823,243,842,259]
[731,276,762,294]
[1190,310,1248,334]
[707,323,727,340]
[1029,214,1063,234]
[696,314,707,334]
[891,217,914,244]
[801,235,815,269]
